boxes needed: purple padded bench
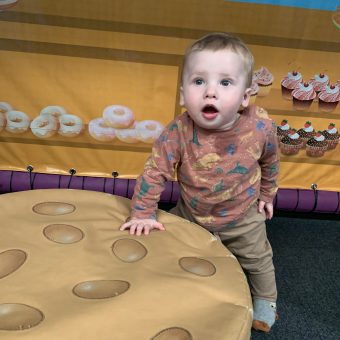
[0,170,339,214]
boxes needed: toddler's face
[180,49,251,131]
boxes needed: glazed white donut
[0,102,13,114]
[30,115,58,138]
[115,126,139,144]
[0,113,5,131]
[88,118,116,142]
[103,105,135,129]
[0,102,13,131]
[0,0,19,11]
[58,114,83,137]
[5,110,30,134]
[135,120,164,144]
[40,105,67,119]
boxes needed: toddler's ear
[179,86,185,106]
[242,88,252,108]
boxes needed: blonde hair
[182,32,254,88]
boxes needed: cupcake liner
[280,142,301,155]
[326,139,339,150]
[306,145,326,157]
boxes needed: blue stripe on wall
[226,0,339,11]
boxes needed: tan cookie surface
[0,189,252,339]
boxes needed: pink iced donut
[58,114,83,137]
[88,118,116,142]
[30,115,58,138]
[5,110,30,134]
[136,120,164,144]
[103,105,135,129]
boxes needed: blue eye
[194,78,204,85]
[221,79,230,86]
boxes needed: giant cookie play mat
[0,189,252,340]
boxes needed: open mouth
[202,105,218,120]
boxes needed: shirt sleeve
[259,120,280,203]
[130,121,181,220]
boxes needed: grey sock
[253,298,277,327]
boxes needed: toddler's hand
[258,201,273,220]
[120,218,165,236]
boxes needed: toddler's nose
[205,85,217,98]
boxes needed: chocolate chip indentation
[0,303,44,330]
[112,239,147,263]
[151,327,193,340]
[73,280,130,299]
[32,202,75,215]
[43,224,84,244]
[179,257,216,277]
[0,249,27,279]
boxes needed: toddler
[120,32,280,333]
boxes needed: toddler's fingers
[153,221,166,231]
[129,222,139,235]
[119,222,132,231]
[257,201,265,214]
[135,224,147,236]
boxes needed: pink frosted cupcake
[306,132,328,157]
[318,84,340,112]
[280,129,303,155]
[249,79,259,105]
[322,123,339,150]
[281,71,303,99]
[297,121,316,147]
[310,73,330,93]
[292,82,316,110]
[276,119,290,142]
[253,66,273,97]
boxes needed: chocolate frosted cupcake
[322,123,339,150]
[280,129,303,155]
[277,119,290,142]
[297,121,316,147]
[306,132,328,157]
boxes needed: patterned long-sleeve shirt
[130,105,280,229]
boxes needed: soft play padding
[1,170,339,213]
[0,189,252,340]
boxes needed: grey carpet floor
[251,215,340,340]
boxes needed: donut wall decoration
[0,0,339,191]
[0,189,252,339]
[0,0,19,12]
[0,103,164,144]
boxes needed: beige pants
[170,200,277,301]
